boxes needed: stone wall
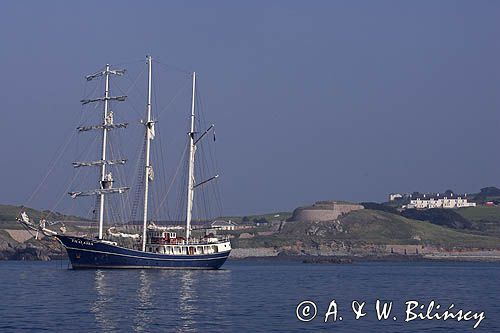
[230,247,279,258]
[290,200,364,222]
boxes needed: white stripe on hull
[72,265,221,270]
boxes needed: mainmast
[70,64,129,240]
[142,55,154,251]
[185,72,197,241]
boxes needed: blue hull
[56,235,230,270]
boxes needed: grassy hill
[0,204,89,229]
[222,211,292,224]
[0,204,94,259]
[458,206,500,221]
[339,210,500,248]
[232,209,500,250]
[457,206,500,236]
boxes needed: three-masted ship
[18,56,231,269]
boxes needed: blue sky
[1,1,499,216]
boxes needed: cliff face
[290,201,364,222]
[0,239,15,260]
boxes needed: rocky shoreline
[0,237,65,261]
[229,253,500,264]
[2,247,500,263]
[2,242,500,263]
[228,247,500,262]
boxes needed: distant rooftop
[211,220,237,227]
[410,192,469,200]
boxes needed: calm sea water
[0,260,498,332]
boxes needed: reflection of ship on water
[134,270,153,332]
[178,271,197,332]
[91,270,118,332]
[87,268,232,332]
[174,269,232,332]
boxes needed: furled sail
[80,95,127,105]
[72,159,127,168]
[147,121,155,140]
[107,227,140,239]
[69,187,130,198]
[77,123,128,132]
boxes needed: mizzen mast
[185,72,197,241]
[184,72,219,241]
[142,55,154,251]
[70,64,129,240]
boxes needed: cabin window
[213,245,218,253]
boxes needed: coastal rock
[10,245,51,261]
[302,256,353,264]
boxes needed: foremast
[70,64,129,240]
[98,64,111,240]
[142,55,154,251]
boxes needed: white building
[406,193,476,209]
[211,220,237,231]
[389,193,404,201]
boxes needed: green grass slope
[457,206,500,236]
[339,210,500,248]
[233,209,500,249]
[458,206,500,221]
[222,211,292,224]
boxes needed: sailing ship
[18,56,231,269]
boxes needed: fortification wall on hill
[291,201,363,222]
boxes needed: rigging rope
[130,135,147,223]
[152,141,188,220]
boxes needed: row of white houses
[398,193,477,209]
